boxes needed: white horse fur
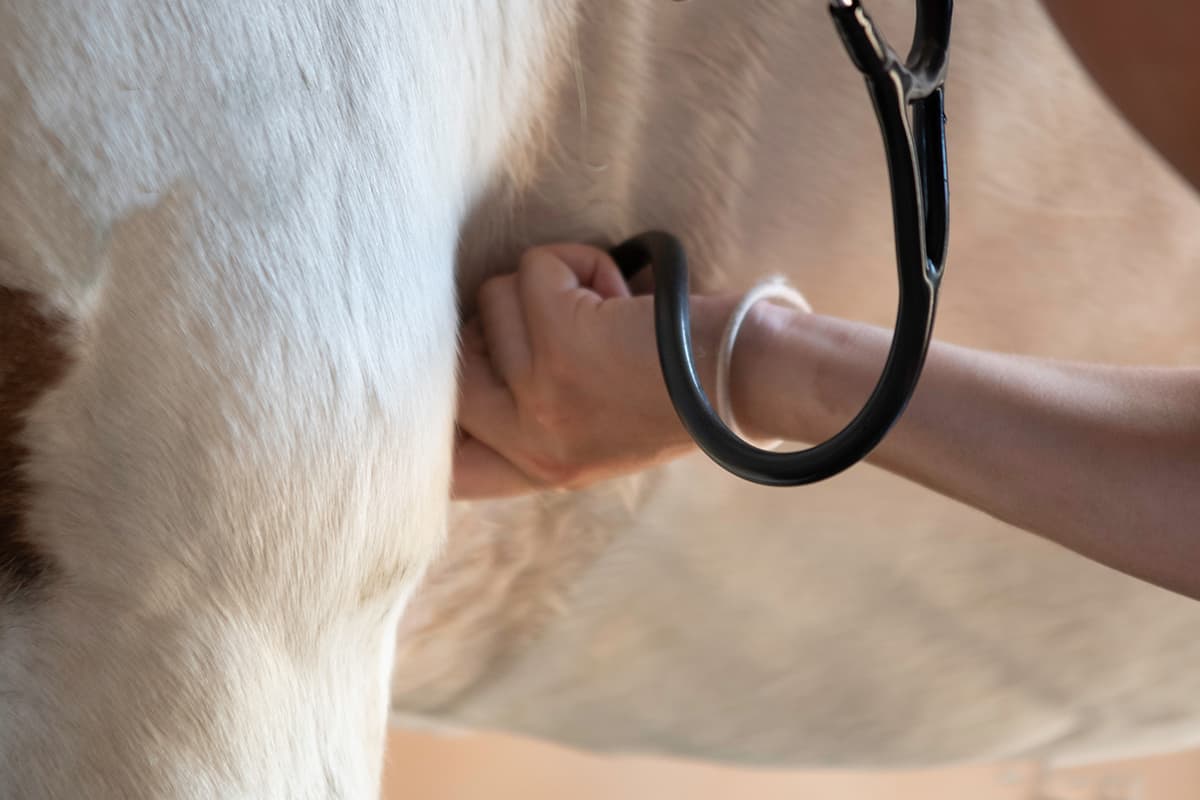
[1,0,1199,797]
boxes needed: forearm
[732,305,1200,599]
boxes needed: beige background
[384,731,1200,799]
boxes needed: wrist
[732,302,875,445]
[656,293,838,447]
[685,292,742,391]
[727,300,811,442]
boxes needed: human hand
[454,244,722,498]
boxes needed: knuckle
[477,274,515,307]
[518,247,558,282]
[517,246,547,271]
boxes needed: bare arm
[733,304,1200,599]
[455,245,1200,598]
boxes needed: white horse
[1,1,1198,798]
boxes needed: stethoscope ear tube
[609,0,951,487]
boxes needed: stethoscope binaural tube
[609,0,952,487]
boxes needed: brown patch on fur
[0,287,70,595]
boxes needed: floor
[383,730,1200,799]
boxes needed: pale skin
[455,1,1200,600]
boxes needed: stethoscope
[609,0,952,486]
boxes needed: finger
[453,340,516,434]
[452,435,541,499]
[584,250,632,301]
[517,245,630,351]
[457,343,520,446]
[535,243,632,301]
[476,274,533,386]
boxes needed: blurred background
[383,731,1200,799]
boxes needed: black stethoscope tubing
[609,0,952,487]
